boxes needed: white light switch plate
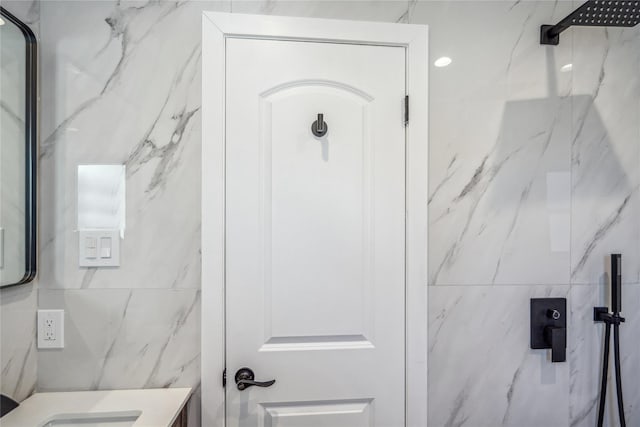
[79,229,120,267]
[38,309,65,349]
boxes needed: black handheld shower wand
[611,253,622,315]
[594,254,626,427]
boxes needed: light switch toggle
[100,237,112,258]
[79,230,120,267]
[85,237,98,258]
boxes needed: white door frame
[202,12,428,427]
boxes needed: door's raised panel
[259,83,375,346]
[260,399,373,427]
[260,79,374,103]
[259,334,374,352]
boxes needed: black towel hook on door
[312,113,328,137]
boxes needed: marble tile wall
[37,289,200,391]
[1,1,636,426]
[428,285,571,427]
[0,283,37,403]
[426,1,574,286]
[568,18,640,427]
[0,0,39,404]
[34,1,232,425]
[420,1,640,426]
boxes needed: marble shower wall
[424,3,573,424]
[0,0,39,403]
[422,1,640,426]
[569,21,640,427]
[426,1,574,287]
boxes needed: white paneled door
[225,37,407,427]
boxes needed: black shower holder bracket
[594,307,625,324]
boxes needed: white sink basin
[40,411,141,427]
[1,389,191,427]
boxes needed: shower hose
[596,314,626,427]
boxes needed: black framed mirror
[0,7,37,287]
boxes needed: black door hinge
[404,95,409,126]
[222,368,226,387]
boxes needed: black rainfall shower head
[541,0,640,45]
[569,0,640,27]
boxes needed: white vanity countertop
[1,388,192,427]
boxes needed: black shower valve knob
[547,309,561,320]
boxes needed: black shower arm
[541,11,582,46]
[542,20,572,41]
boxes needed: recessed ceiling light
[434,57,452,68]
[561,63,573,72]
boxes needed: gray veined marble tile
[428,94,572,286]
[37,289,201,392]
[0,284,37,402]
[569,283,640,427]
[428,285,570,427]
[418,1,574,286]
[229,0,411,23]
[37,0,230,289]
[570,26,640,286]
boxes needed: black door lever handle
[311,113,328,137]
[234,367,276,391]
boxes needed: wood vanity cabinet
[171,404,188,427]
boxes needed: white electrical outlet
[37,309,65,349]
